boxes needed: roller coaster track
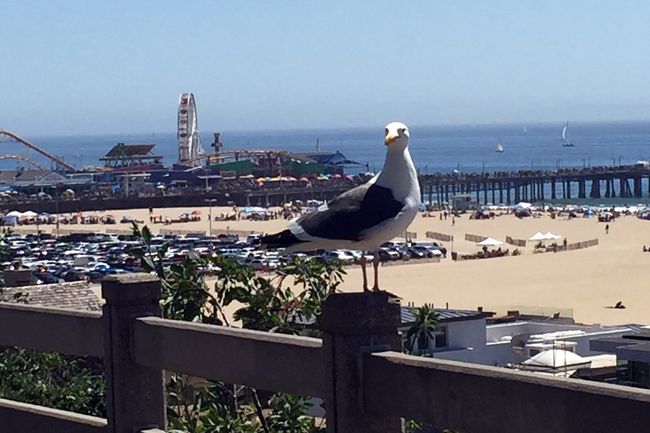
[0,129,76,171]
[0,154,47,170]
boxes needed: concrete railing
[0,274,650,433]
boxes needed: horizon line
[18,117,650,139]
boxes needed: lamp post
[51,183,62,238]
[205,198,218,250]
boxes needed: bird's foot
[372,285,380,292]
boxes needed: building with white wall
[401,307,641,367]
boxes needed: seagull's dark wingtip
[261,229,305,249]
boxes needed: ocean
[14,121,650,174]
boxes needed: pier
[419,165,650,206]
[4,165,650,214]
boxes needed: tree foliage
[405,304,439,355]
[0,348,105,416]
[131,223,342,432]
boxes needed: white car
[321,250,355,265]
[348,250,374,263]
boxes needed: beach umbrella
[514,202,532,209]
[299,176,309,182]
[346,175,354,180]
[477,237,503,247]
[191,210,201,215]
[256,177,266,182]
[529,232,547,241]
[6,211,22,217]
[333,173,342,178]
[22,210,37,218]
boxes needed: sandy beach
[15,205,650,326]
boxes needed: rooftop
[0,281,101,311]
[400,307,493,324]
[102,143,157,158]
[591,331,650,362]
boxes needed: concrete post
[320,292,403,433]
[102,274,166,433]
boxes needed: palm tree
[405,304,439,355]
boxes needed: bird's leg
[372,249,380,291]
[360,254,369,292]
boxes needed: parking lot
[1,231,447,285]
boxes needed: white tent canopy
[544,232,562,240]
[529,232,547,241]
[5,211,22,217]
[513,202,532,209]
[477,237,503,247]
[21,210,37,218]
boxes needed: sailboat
[496,139,504,153]
[561,122,574,147]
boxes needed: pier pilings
[418,166,650,205]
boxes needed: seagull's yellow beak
[385,131,398,146]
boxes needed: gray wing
[295,182,404,241]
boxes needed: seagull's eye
[398,128,405,134]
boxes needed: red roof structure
[100,143,163,169]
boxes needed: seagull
[261,121,421,292]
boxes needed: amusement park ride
[0,129,76,172]
[176,93,290,171]
[177,92,205,166]
[0,92,314,176]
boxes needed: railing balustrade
[0,274,649,433]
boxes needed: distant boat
[561,122,574,147]
[496,139,504,153]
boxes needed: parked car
[378,248,400,261]
[321,250,355,265]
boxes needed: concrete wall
[431,318,514,366]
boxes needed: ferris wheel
[177,92,205,165]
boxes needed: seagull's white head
[384,121,410,149]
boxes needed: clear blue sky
[2,0,650,135]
